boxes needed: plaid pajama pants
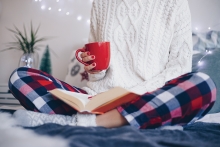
[9,67,216,129]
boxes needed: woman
[10,0,216,129]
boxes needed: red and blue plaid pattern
[9,67,87,115]
[117,72,216,129]
[9,67,216,129]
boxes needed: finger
[80,52,90,58]
[82,55,95,62]
[84,63,96,72]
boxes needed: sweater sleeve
[129,0,193,95]
[88,1,107,82]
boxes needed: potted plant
[1,22,47,69]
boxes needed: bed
[0,109,220,147]
[28,121,220,147]
[1,31,220,147]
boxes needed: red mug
[75,42,110,70]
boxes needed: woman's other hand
[80,51,101,74]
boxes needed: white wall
[188,0,220,32]
[0,0,220,85]
[0,0,92,85]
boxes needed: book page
[49,89,92,111]
[49,87,140,114]
[92,93,140,113]
[61,90,91,106]
[85,87,131,111]
[57,97,81,112]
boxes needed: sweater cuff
[81,87,97,96]
[88,70,106,82]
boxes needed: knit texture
[83,0,193,95]
[13,110,97,127]
[13,110,76,127]
[76,113,97,127]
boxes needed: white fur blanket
[0,112,68,147]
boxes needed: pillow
[64,50,88,88]
[192,30,220,113]
[193,31,220,52]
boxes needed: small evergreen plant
[40,45,52,74]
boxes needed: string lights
[33,0,93,23]
[194,23,220,32]
[41,5,45,10]
[33,0,218,67]
[77,16,82,21]
[193,23,220,67]
[197,49,212,66]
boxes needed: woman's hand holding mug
[80,49,102,74]
[75,42,110,74]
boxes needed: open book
[48,87,141,114]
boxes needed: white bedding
[159,112,220,130]
[196,112,220,124]
[0,112,68,147]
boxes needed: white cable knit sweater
[82,0,193,96]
